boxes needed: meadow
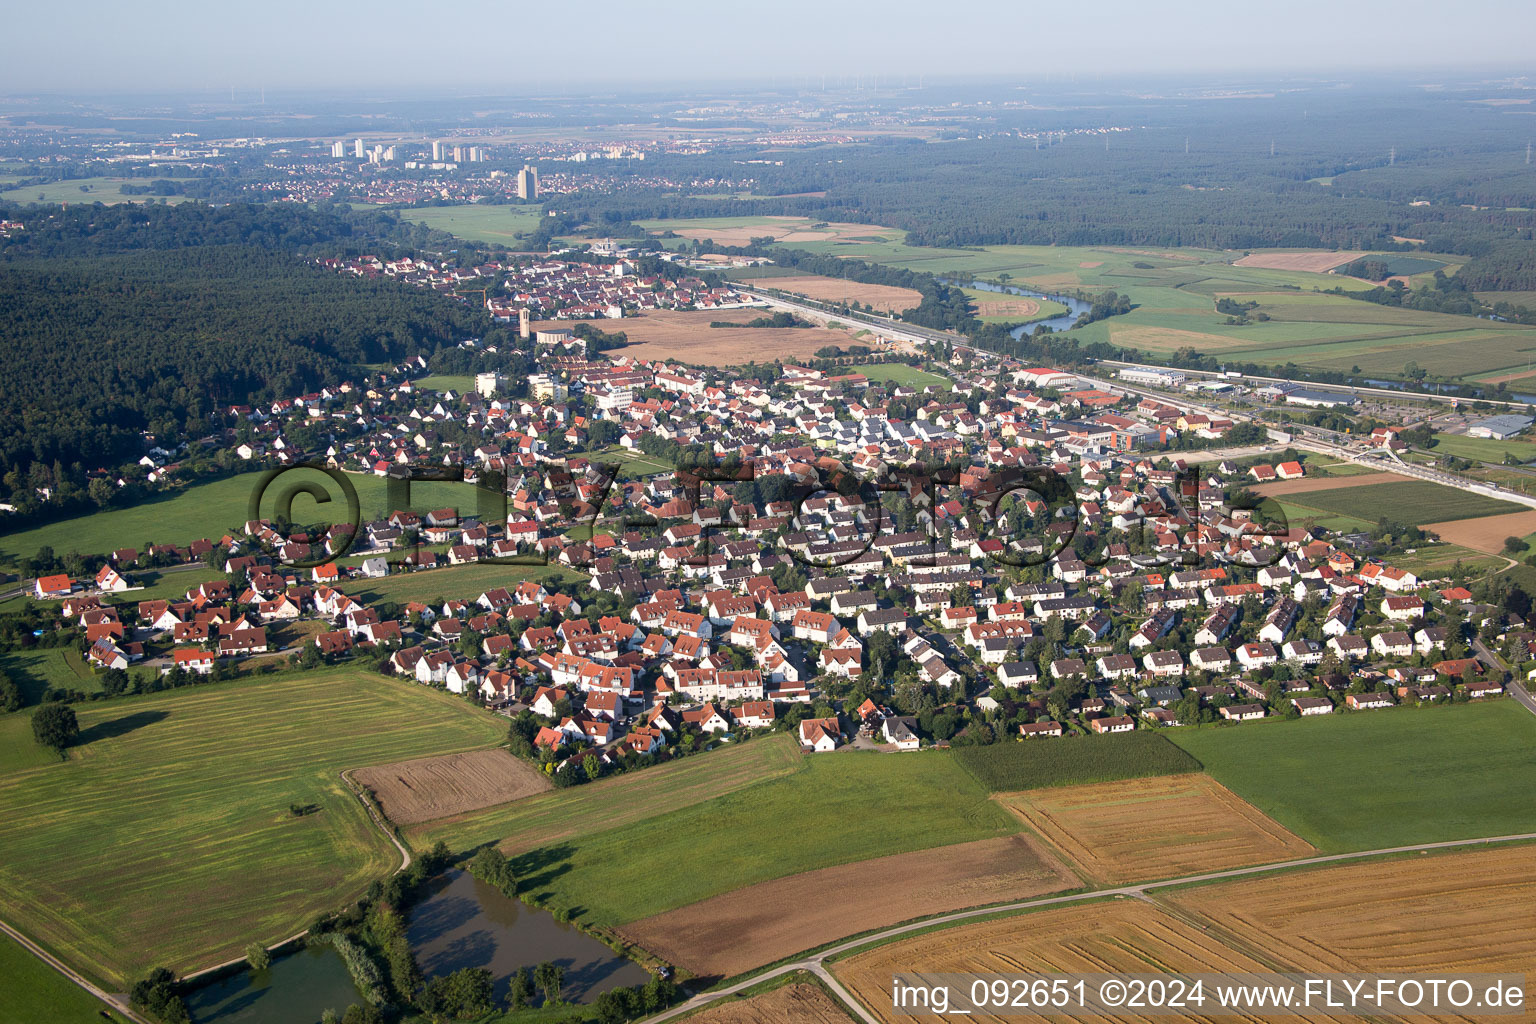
[1168,700,1536,852]
[471,748,1018,929]
[0,468,519,570]
[392,204,547,246]
[0,176,191,206]
[412,733,805,854]
[953,730,1201,791]
[629,217,1536,384]
[0,647,100,704]
[0,668,505,986]
[0,931,114,1024]
[1276,479,1524,526]
[1428,432,1536,464]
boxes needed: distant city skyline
[5,0,1536,95]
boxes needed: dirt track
[617,835,1074,980]
[354,748,549,825]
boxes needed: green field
[0,469,518,570]
[1278,479,1524,526]
[0,176,191,206]
[1169,700,1536,852]
[413,373,476,394]
[447,747,1018,929]
[0,931,114,1024]
[339,560,585,606]
[0,648,100,704]
[414,733,806,852]
[0,668,504,986]
[394,205,548,246]
[631,218,1536,384]
[953,731,1202,791]
[848,363,951,389]
[1427,432,1536,464]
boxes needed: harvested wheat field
[659,218,894,247]
[354,748,549,826]
[998,775,1313,884]
[971,295,1045,318]
[617,835,1074,981]
[1169,844,1536,984]
[1423,510,1536,554]
[1233,250,1367,273]
[1251,471,1405,496]
[739,275,922,313]
[538,309,856,365]
[835,899,1368,1023]
[1105,324,1255,352]
[686,983,852,1024]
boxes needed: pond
[185,945,363,1024]
[406,868,652,1004]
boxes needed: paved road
[635,830,1536,1023]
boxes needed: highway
[636,830,1536,1024]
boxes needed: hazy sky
[7,0,1536,95]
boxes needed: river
[961,279,1093,337]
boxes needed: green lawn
[1278,480,1525,526]
[848,363,950,389]
[500,749,1019,928]
[0,668,505,986]
[1168,700,1536,852]
[0,931,115,1024]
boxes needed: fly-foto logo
[249,460,1290,572]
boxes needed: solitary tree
[31,702,78,756]
[245,942,270,971]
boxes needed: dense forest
[0,200,460,260]
[0,245,492,499]
[552,89,1536,258]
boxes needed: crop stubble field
[686,982,853,1024]
[833,899,1368,1024]
[835,845,1534,1024]
[997,774,1314,884]
[0,669,505,986]
[534,309,861,365]
[616,834,1075,980]
[738,273,922,313]
[354,747,550,826]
